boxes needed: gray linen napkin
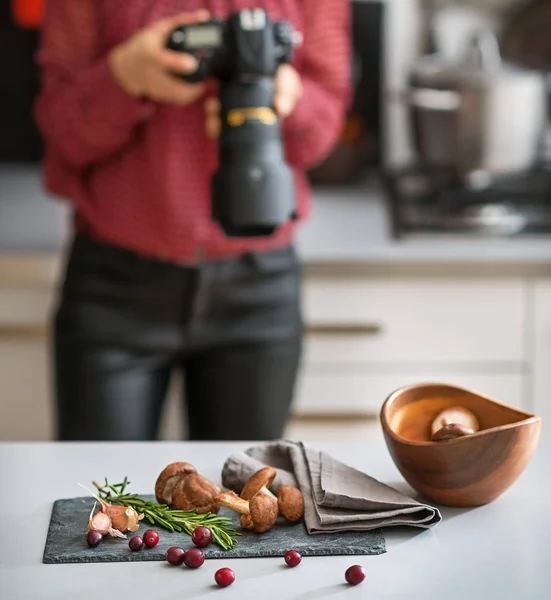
[221,441,441,534]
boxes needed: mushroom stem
[258,486,277,501]
[215,491,251,515]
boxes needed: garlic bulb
[79,483,143,537]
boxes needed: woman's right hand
[109,10,210,105]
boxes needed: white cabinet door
[0,333,53,441]
[293,370,526,416]
[303,278,526,364]
[0,286,55,441]
[534,279,551,442]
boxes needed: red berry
[142,529,159,548]
[129,535,144,552]
[183,548,205,569]
[86,530,102,548]
[166,546,186,565]
[215,567,235,588]
[284,550,302,567]
[191,526,213,548]
[345,565,366,585]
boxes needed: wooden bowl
[380,383,541,507]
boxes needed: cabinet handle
[306,323,383,336]
[0,324,47,339]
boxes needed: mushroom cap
[240,466,277,501]
[171,473,221,514]
[432,423,474,442]
[249,493,278,533]
[430,407,479,437]
[155,462,197,504]
[277,485,304,522]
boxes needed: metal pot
[407,28,547,186]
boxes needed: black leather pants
[53,235,303,442]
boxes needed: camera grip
[166,22,222,83]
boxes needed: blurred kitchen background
[1,0,551,443]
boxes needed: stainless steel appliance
[385,1,551,239]
[407,29,547,185]
[386,166,551,238]
[308,0,425,184]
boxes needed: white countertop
[1,441,549,599]
[2,164,551,278]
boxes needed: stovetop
[385,167,551,239]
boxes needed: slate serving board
[43,496,386,564]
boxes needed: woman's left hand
[204,64,303,139]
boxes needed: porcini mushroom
[155,462,197,504]
[216,490,278,533]
[249,493,279,533]
[277,485,304,522]
[432,423,474,442]
[430,407,479,438]
[171,472,222,514]
[240,466,277,501]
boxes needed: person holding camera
[34,1,351,442]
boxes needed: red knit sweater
[34,0,351,262]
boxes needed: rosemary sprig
[92,478,239,550]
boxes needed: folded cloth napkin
[221,441,442,534]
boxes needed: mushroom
[171,473,222,514]
[155,462,197,504]
[277,485,304,522]
[216,490,278,533]
[430,407,479,438]
[239,467,304,523]
[240,466,277,501]
[432,423,474,442]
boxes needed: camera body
[166,9,297,237]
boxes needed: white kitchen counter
[0,441,549,599]
[2,164,551,284]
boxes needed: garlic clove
[124,507,144,532]
[103,504,144,533]
[88,502,113,535]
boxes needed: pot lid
[412,28,540,88]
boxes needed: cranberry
[191,526,213,548]
[345,565,366,586]
[86,530,102,548]
[183,548,205,569]
[284,550,302,567]
[142,529,160,548]
[214,567,235,588]
[166,546,186,565]
[129,535,144,552]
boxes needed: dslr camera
[166,8,298,237]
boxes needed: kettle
[407,29,547,186]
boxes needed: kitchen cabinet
[294,371,526,415]
[293,274,529,419]
[0,264,548,441]
[302,277,525,364]
[534,279,551,442]
[0,333,52,441]
[0,285,53,441]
